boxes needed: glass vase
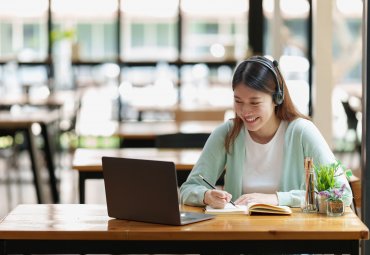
[316,194,328,214]
[326,199,344,216]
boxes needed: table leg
[79,173,85,204]
[351,240,360,255]
[24,127,44,204]
[137,110,143,121]
[0,240,4,255]
[40,123,59,203]
[78,172,103,204]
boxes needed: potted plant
[314,161,352,214]
[319,184,348,216]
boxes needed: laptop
[102,156,215,225]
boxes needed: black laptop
[102,156,215,225]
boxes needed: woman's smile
[244,116,259,124]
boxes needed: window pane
[76,24,92,59]
[157,24,170,47]
[131,24,145,47]
[0,23,13,57]
[190,23,219,34]
[181,0,248,61]
[52,0,118,61]
[263,0,310,115]
[333,0,362,85]
[121,0,178,61]
[0,0,48,61]
[104,24,116,58]
[332,0,362,151]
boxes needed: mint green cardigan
[179,118,352,207]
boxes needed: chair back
[349,175,361,215]
[341,101,358,131]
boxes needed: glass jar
[326,199,344,216]
[301,157,317,213]
[316,193,328,214]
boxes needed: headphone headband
[243,57,284,105]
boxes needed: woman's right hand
[203,189,232,209]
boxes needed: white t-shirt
[242,121,288,194]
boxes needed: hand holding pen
[199,174,236,208]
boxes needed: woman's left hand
[235,193,278,205]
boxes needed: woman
[180,56,352,209]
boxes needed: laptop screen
[103,156,184,225]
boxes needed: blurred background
[0,0,363,217]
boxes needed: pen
[199,174,236,207]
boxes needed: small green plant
[314,161,339,192]
[314,160,353,192]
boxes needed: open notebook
[205,202,292,215]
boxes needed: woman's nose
[240,105,252,116]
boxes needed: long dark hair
[225,56,309,152]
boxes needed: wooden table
[118,120,222,147]
[77,120,222,147]
[130,102,232,121]
[0,90,80,110]
[117,120,222,139]
[0,204,368,254]
[72,148,202,203]
[0,110,60,203]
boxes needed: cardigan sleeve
[179,122,229,206]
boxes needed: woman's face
[233,83,277,133]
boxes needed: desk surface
[72,148,202,171]
[0,204,368,241]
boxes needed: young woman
[180,56,352,209]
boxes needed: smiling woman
[233,85,278,143]
[180,55,353,210]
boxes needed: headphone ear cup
[273,92,284,105]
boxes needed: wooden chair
[341,100,361,154]
[349,175,361,215]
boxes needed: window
[263,0,310,115]
[120,0,178,61]
[0,0,48,61]
[181,0,248,61]
[332,0,362,151]
[333,0,362,86]
[51,0,118,61]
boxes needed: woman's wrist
[203,190,210,205]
